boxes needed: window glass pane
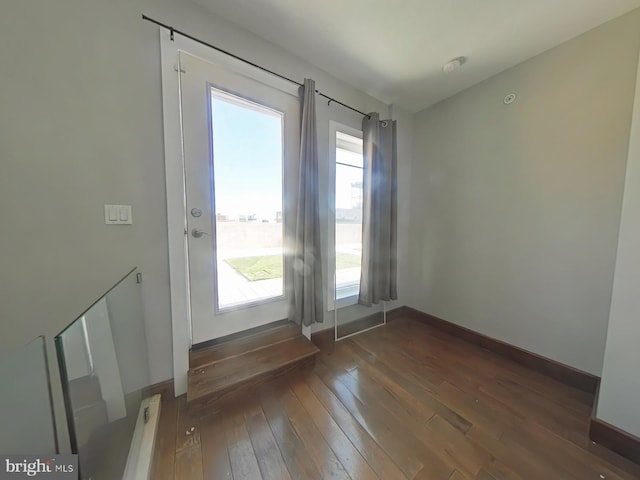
[210,89,284,310]
[336,131,363,155]
[335,131,363,296]
[337,148,363,168]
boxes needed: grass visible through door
[225,253,361,281]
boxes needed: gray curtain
[289,79,324,326]
[359,112,398,306]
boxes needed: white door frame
[159,30,299,396]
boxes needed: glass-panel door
[180,52,299,344]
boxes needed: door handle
[191,228,211,238]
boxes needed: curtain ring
[327,99,332,106]
[380,120,388,127]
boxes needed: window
[329,123,364,308]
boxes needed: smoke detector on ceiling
[443,56,467,73]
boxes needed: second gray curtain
[289,78,324,326]
[359,112,398,306]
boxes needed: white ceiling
[193,0,640,112]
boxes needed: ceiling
[193,0,640,112]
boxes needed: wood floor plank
[315,362,425,478]
[465,425,557,479]
[479,376,591,448]
[276,386,351,480]
[174,395,203,480]
[448,471,471,480]
[350,327,446,390]
[259,387,324,480]
[343,339,480,451]
[333,367,466,478]
[586,442,640,478]
[175,444,204,480]
[478,460,524,480]
[175,395,201,452]
[494,371,592,416]
[304,372,407,480]
[199,412,233,480]
[150,392,177,480]
[426,415,491,478]
[152,315,640,480]
[437,381,523,439]
[399,318,595,410]
[348,332,473,433]
[224,407,262,480]
[243,402,292,480]
[501,421,638,480]
[342,340,440,423]
[475,470,498,480]
[316,360,455,479]
[291,380,379,480]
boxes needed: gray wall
[0,0,401,382]
[597,43,640,437]
[389,106,415,313]
[407,10,640,375]
[0,0,169,383]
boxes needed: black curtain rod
[142,14,371,118]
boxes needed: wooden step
[187,335,319,412]
[190,322,301,369]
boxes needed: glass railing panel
[0,336,57,454]
[56,268,150,480]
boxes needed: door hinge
[174,65,186,74]
[136,272,143,284]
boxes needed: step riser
[188,355,315,414]
[189,335,319,399]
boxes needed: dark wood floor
[151,316,640,479]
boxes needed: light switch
[105,205,133,225]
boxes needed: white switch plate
[105,205,133,225]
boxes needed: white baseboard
[122,394,161,480]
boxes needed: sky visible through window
[210,91,283,222]
[336,148,363,212]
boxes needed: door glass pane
[210,88,284,310]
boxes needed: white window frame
[327,121,364,311]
